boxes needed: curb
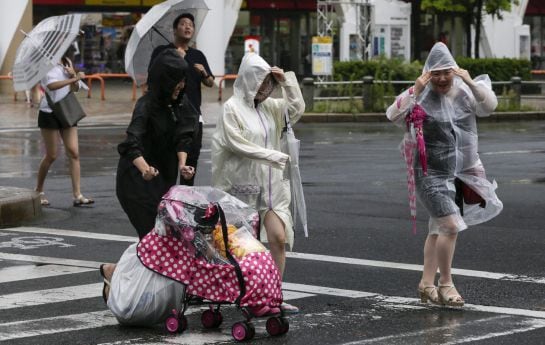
[0,187,42,227]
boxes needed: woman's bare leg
[60,127,81,198]
[420,234,439,287]
[264,210,286,277]
[437,233,458,285]
[36,129,59,193]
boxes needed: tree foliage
[421,0,517,57]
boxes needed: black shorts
[38,110,76,129]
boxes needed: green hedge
[318,58,534,113]
[333,57,422,81]
[456,58,532,81]
[333,57,533,81]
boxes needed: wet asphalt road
[0,120,544,344]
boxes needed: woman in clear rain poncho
[211,53,305,313]
[386,42,503,307]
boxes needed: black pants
[116,162,170,239]
[180,122,203,186]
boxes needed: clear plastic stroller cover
[386,42,503,234]
[137,186,283,307]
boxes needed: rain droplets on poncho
[211,53,305,249]
[386,42,503,234]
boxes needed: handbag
[45,91,86,127]
[454,178,486,216]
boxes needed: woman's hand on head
[454,68,472,85]
[63,58,76,76]
[270,66,286,83]
[414,71,431,97]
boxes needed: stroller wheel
[178,314,188,333]
[165,315,179,334]
[279,317,289,334]
[231,321,254,341]
[266,316,286,336]
[201,310,223,328]
[247,322,255,339]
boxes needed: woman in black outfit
[116,49,199,238]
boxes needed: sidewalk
[1,80,545,226]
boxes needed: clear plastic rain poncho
[211,53,305,248]
[136,186,283,307]
[386,42,503,234]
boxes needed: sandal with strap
[247,305,281,317]
[100,264,112,304]
[418,285,440,305]
[438,284,464,307]
[73,194,94,207]
[37,192,50,206]
[280,302,300,314]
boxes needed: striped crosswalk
[1,226,545,344]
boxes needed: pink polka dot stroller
[136,186,288,341]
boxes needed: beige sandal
[438,284,464,307]
[37,192,50,206]
[418,285,440,304]
[73,194,94,207]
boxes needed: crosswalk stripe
[2,227,138,242]
[0,310,118,341]
[0,252,101,269]
[0,283,312,311]
[0,264,95,283]
[286,252,545,284]
[0,283,103,310]
[4,226,545,285]
[283,282,377,299]
[340,315,545,345]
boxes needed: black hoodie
[117,48,199,184]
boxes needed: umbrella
[12,14,83,92]
[280,110,309,237]
[125,0,209,86]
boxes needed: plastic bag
[107,244,185,326]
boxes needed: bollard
[362,76,374,111]
[511,76,521,109]
[302,77,314,111]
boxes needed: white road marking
[341,315,545,345]
[0,264,95,283]
[3,226,545,284]
[0,252,101,268]
[340,315,510,344]
[286,252,545,284]
[442,319,545,344]
[0,310,118,341]
[0,283,313,311]
[0,283,103,310]
[481,149,543,155]
[2,227,138,243]
[283,282,377,299]
[282,290,315,301]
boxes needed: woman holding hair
[211,53,305,313]
[386,42,503,306]
[36,49,93,207]
[116,49,199,238]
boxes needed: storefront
[226,0,316,75]
[524,0,545,69]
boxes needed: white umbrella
[12,14,83,92]
[125,0,209,86]
[281,111,309,237]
